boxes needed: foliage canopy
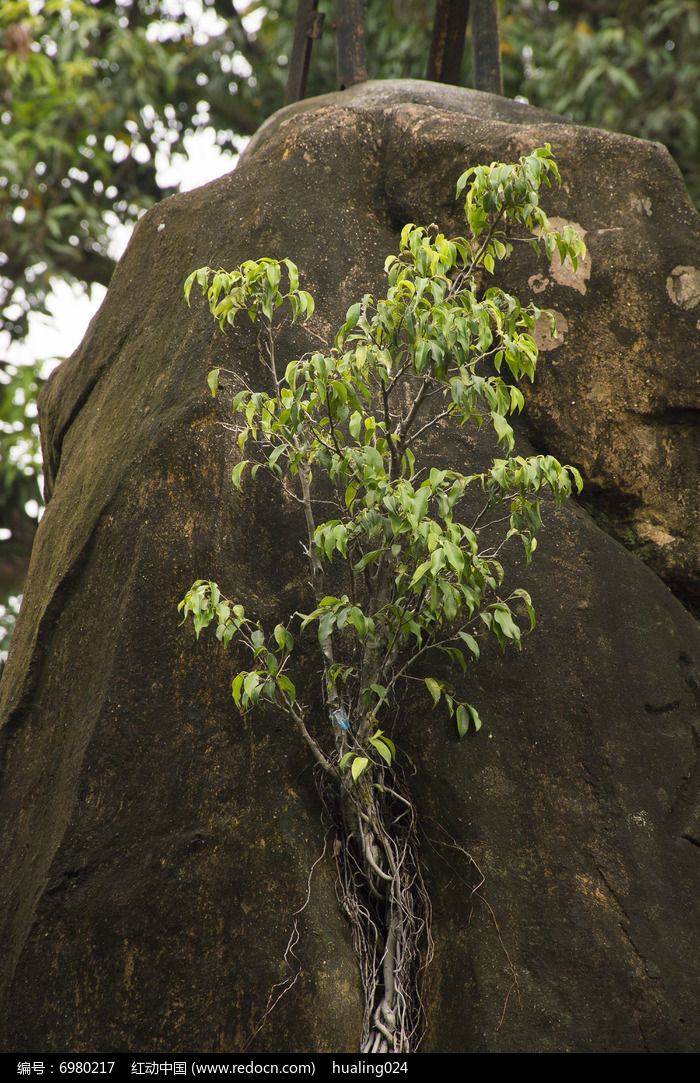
[180,142,584,761]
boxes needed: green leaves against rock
[178,580,298,713]
[179,146,584,776]
[184,258,314,329]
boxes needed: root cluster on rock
[320,764,433,1053]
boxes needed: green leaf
[231,460,248,490]
[283,258,299,292]
[349,411,362,441]
[274,623,293,651]
[300,291,315,321]
[491,603,522,648]
[351,756,369,782]
[184,270,197,305]
[369,683,388,707]
[377,731,396,758]
[429,468,447,488]
[265,261,281,289]
[412,485,430,523]
[512,588,536,630]
[491,411,514,450]
[243,672,260,704]
[456,703,482,737]
[458,631,480,659]
[207,368,220,397]
[231,673,244,707]
[363,445,384,474]
[276,674,296,702]
[368,731,393,766]
[354,548,384,573]
[318,610,336,643]
[349,607,367,638]
[444,539,465,577]
[425,677,441,707]
[410,558,432,589]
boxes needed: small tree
[179,145,585,1052]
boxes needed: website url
[192,1066,314,1076]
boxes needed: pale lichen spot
[636,521,676,549]
[666,265,700,311]
[627,810,650,832]
[528,272,550,294]
[545,218,591,295]
[631,196,653,217]
[534,309,568,351]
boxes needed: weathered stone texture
[1,81,698,1053]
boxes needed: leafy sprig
[179,145,584,780]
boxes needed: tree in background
[501,0,700,204]
[1,0,698,664]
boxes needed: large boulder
[1,81,698,1053]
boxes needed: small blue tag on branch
[331,708,350,730]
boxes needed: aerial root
[319,765,433,1053]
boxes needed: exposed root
[244,837,329,1050]
[246,777,519,1052]
[423,823,521,1027]
[318,765,433,1053]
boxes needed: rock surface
[1,81,699,1053]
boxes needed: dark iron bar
[426,0,470,84]
[285,0,325,106]
[471,0,503,94]
[335,0,367,90]
[285,0,502,105]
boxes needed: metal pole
[334,0,367,90]
[426,0,470,85]
[285,0,325,105]
[471,0,503,94]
